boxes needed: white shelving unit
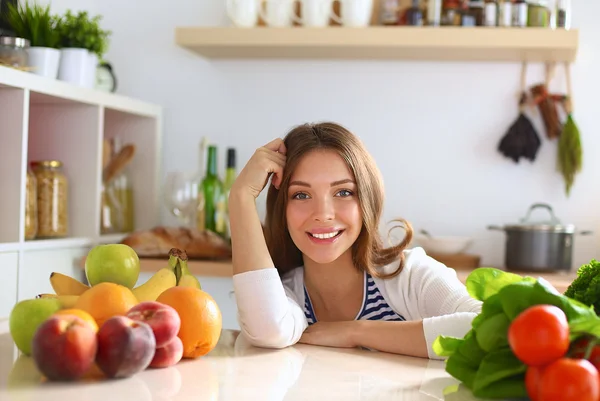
[0,65,163,318]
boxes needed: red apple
[150,336,183,369]
[126,301,181,347]
[95,316,156,378]
[31,315,97,381]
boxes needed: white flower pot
[27,47,61,78]
[58,48,99,89]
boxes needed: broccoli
[564,259,600,314]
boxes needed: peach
[126,301,181,348]
[150,336,183,369]
[31,315,97,381]
[95,316,156,378]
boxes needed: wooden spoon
[103,143,136,184]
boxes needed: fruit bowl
[413,234,472,255]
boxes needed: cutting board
[428,252,481,270]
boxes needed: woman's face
[285,149,363,266]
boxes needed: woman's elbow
[237,315,305,349]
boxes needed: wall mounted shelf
[175,26,579,63]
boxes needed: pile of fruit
[434,264,600,401]
[8,245,222,382]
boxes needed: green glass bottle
[201,145,225,235]
[222,148,237,239]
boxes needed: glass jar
[462,1,484,26]
[555,0,571,29]
[25,167,38,240]
[527,0,550,27]
[0,37,29,69]
[31,161,69,238]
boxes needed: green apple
[85,244,140,288]
[9,298,62,356]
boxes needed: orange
[156,286,222,358]
[53,309,99,332]
[74,282,138,328]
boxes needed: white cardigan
[232,247,482,360]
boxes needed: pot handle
[487,225,504,231]
[578,230,593,235]
[520,202,561,224]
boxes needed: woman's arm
[229,138,307,348]
[299,320,430,358]
[228,138,286,275]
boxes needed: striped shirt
[303,271,406,324]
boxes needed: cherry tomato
[570,336,600,371]
[538,358,600,401]
[508,304,569,366]
[525,365,545,401]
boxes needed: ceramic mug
[296,0,337,27]
[258,0,301,27]
[226,0,260,27]
[331,0,373,27]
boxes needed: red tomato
[525,365,545,401]
[570,337,600,371]
[508,304,569,366]
[538,358,600,401]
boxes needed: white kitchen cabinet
[0,252,18,319]
[0,65,162,319]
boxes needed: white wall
[44,0,600,270]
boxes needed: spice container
[483,0,497,26]
[556,0,571,29]
[441,0,462,25]
[31,161,69,238]
[498,0,512,26]
[512,0,528,26]
[25,167,38,240]
[380,0,400,25]
[462,1,484,26]
[527,0,550,27]
[0,37,29,69]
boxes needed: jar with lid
[462,1,484,26]
[527,0,550,27]
[0,37,29,69]
[31,161,69,238]
[441,0,462,26]
[555,0,571,29]
[24,166,38,240]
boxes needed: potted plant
[56,10,111,88]
[3,1,61,78]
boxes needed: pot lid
[503,203,575,233]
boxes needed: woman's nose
[312,198,334,221]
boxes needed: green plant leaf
[473,312,510,352]
[55,10,111,59]
[3,1,60,48]
[465,267,531,301]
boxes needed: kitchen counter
[0,319,500,401]
[124,258,577,293]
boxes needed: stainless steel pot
[488,203,592,272]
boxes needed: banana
[36,294,80,309]
[132,267,177,302]
[178,274,201,289]
[50,272,89,296]
[168,248,202,289]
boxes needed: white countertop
[0,319,496,401]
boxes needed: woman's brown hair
[264,122,413,280]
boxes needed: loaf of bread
[120,226,232,260]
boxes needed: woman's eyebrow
[288,179,355,188]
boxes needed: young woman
[228,122,482,360]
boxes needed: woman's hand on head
[230,138,287,200]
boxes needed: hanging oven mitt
[498,63,541,163]
[557,63,582,197]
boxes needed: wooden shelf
[175,26,579,62]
